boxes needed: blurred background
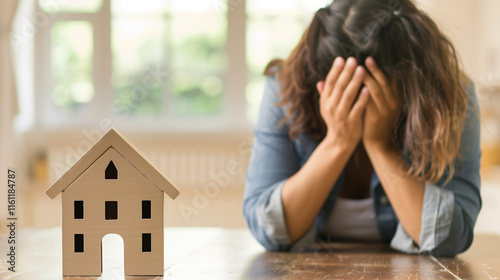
[1,0,499,235]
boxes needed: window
[36,0,230,130]
[105,201,118,220]
[39,0,102,13]
[142,233,151,252]
[36,0,327,129]
[112,1,226,117]
[74,201,84,219]
[74,234,84,252]
[51,21,94,110]
[142,200,151,219]
[245,0,326,122]
[105,161,118,179]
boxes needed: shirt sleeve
[243,75,317,251]
[390,81,482,257]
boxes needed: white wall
[416,0,478,79]
[475,181,500,235]
[417,0,500,81]
[476,0,500,78]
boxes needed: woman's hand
[360,58,425,245]
[282,57,370,242]
[361,57,400,150]
[317,57,370,151]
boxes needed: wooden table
[1,227,499,279]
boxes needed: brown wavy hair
[265,0,473,184]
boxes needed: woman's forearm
[281,56,369,243]
[364,142,425,245]
[282,137,354,243]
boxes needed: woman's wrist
[321,133,358,160]
[363,140,399,162]
[323,133,356,152]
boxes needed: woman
[243,0,481,257]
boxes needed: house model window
[45,129,180,276]
[142,233,151,252]
[74,201,84,219]
[105,201,118,220]
[74,234,84,253]
[105,161,118,179]
[142,200,151,219]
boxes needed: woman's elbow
[431,222,475,257]
[245,218,290,251]
[243,199,293,252]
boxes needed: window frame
[34,0,251,132]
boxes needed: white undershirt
[322,197,382,242]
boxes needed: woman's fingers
[330,57,358,107]
[336,66,365,118]
[363,72,387,112]
[365,57,389,87]
[365,57,393,103]
[316,81,325,95]
[321,57,345,99]
[349,86,370,121]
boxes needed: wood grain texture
[1,228,498,279]
[436,234,500,279]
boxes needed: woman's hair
[265,0,472,184]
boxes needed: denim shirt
[243,74,482,257]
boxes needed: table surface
[0,227,499,279]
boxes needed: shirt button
[380,195,389,206]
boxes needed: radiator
[46,133,253,190]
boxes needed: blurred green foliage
[51,21,94,109]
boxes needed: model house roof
[45,128,180,200]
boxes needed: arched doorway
[101,233,125,278]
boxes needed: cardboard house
[45,129,179,276]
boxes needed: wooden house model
[45,128,179,276]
